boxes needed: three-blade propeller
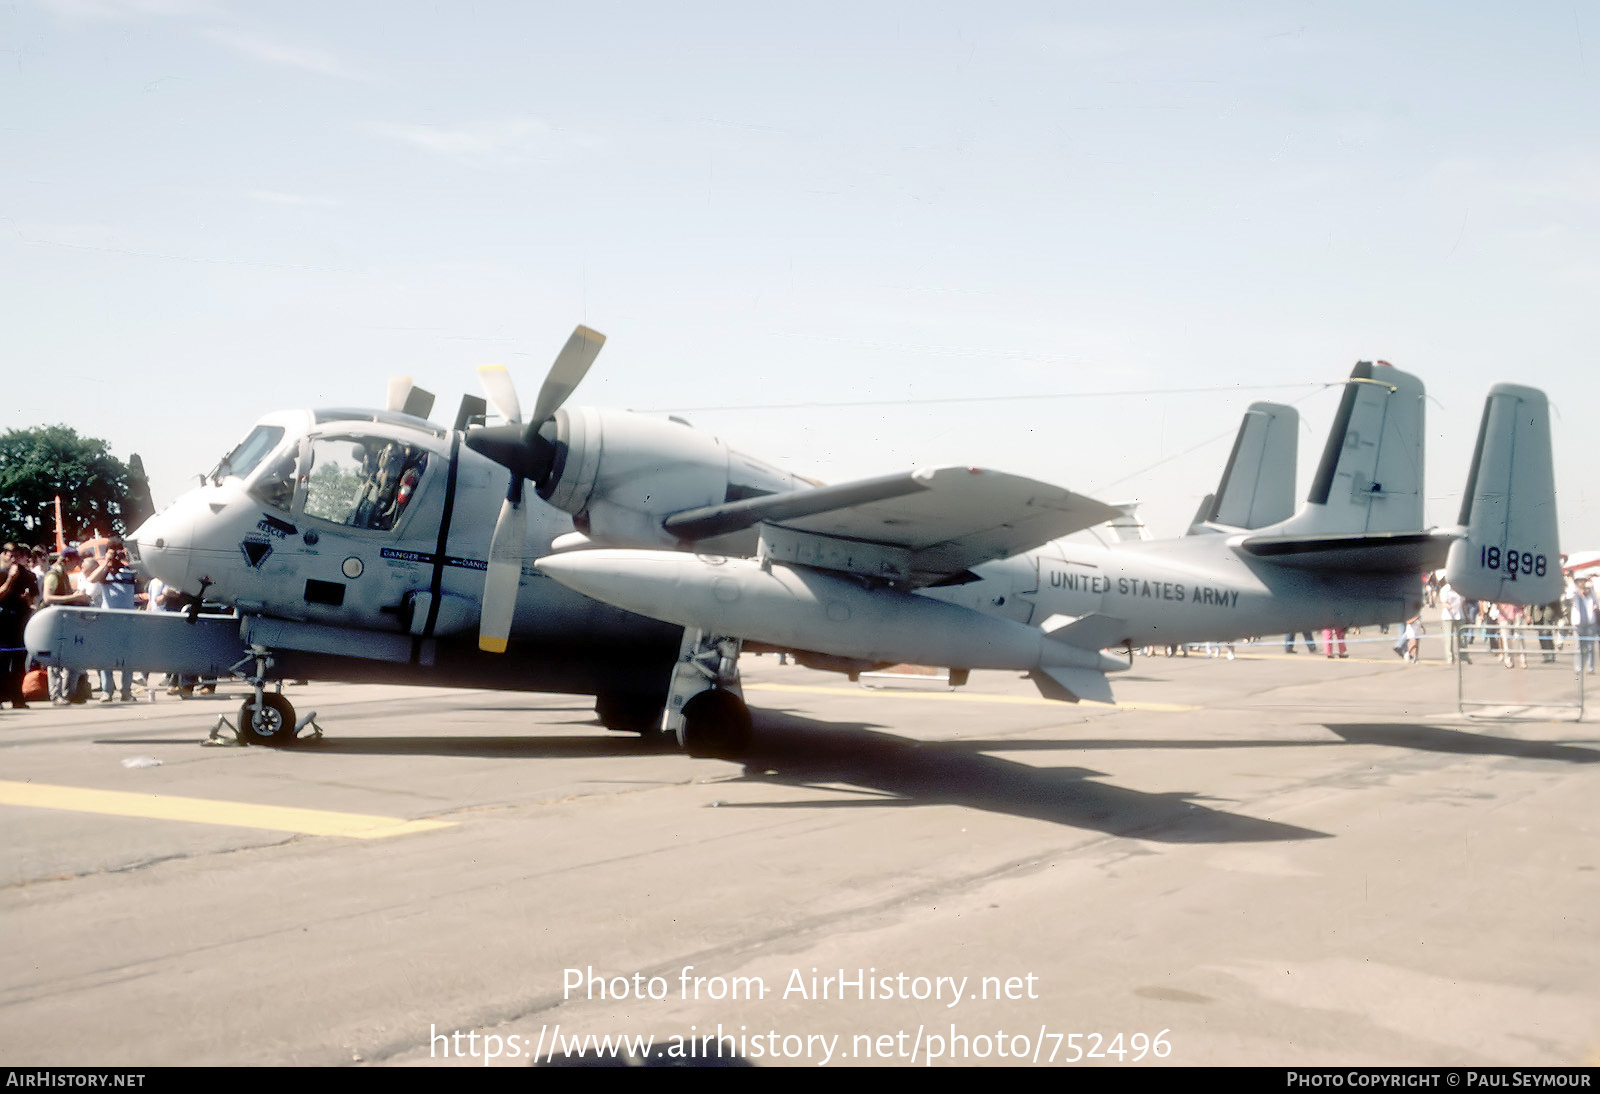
[470,326,606,652]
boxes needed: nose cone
[129,503,196,592]
[535,550,693,620]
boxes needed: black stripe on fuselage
[416,431,463,659]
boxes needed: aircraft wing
[665,467,1121,583]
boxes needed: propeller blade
[477,364,523,425]
[401,386,436,421]
[385,376,414,414]
[531,325,605,424]
[479,497,526,653]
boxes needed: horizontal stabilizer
[1104,502,1153,543]
[1029,665,1115,704]
[1241,531,1452,574]
[1041,612,1131,650]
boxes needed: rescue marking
[0,780,455,839]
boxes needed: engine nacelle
[538,407,804,548]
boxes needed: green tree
[0,426,138,546]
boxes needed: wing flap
[668,466,1118,582]
[779,467,1119,581]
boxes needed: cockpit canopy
[300,435,429,531]
[210,424,286,485]
[213,411,440,533]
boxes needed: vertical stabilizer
[1277,361,1425,535]
[1205,402,1298,529]
[1444,384,1561,604]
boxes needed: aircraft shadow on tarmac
[952,724,1600,765]
[97,708,1321,843]
[1322,722,1600,763]
[98,712,1594,841]
[724,710,1327,845]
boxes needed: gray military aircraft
[27,335,1560,757]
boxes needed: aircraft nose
[130,506,195,591]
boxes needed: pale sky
[4,1,1597,548]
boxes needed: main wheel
[679,689,752,758]
[595,692,664,735]
[239,692,298,747]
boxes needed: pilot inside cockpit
[352,441,425,531]
[298,435,428,531]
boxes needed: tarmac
[1,634,1596,1067]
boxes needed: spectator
[1,543,40,709]
[1323,627,1347,659]
[82,537,138,702]
[1570,578,1598,676]
[41,548,90,704]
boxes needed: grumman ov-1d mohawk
[28,336,1560,757]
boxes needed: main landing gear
[678,687,752,759]
[660,628,753,759]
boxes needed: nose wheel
[223,645,316,747]
[238,692,299,747]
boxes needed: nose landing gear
[224,647,319,747]
[239,691,299,746]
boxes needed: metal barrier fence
[1454,624,1587,721]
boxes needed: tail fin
[1444,384,1561,604]
[1198,401,1298,530]
[1275,361,1425,535]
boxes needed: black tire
[595,692,664,735]
[680,689,752,758]
[239,692,298,747]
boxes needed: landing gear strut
[663,628,752,758]
[228,646,312,747]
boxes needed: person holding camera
[83,538,139,702]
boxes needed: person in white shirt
[1440,583,1469,665]
[1570,578,1599,675]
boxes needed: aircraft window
[212,425,285,484]
[302,436,428,531]
[248,452,299,511]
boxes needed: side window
[303,437,427,531]
[248,450,299,511]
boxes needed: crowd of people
[1432,573,1597,673]
[1,536,204,711]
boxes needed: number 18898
[1480,545,1546,580]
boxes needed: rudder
[1274,361,1426,536]
[1445,384,1561,604]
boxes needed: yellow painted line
[0,780,454,840]
[744,682,1197,713]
